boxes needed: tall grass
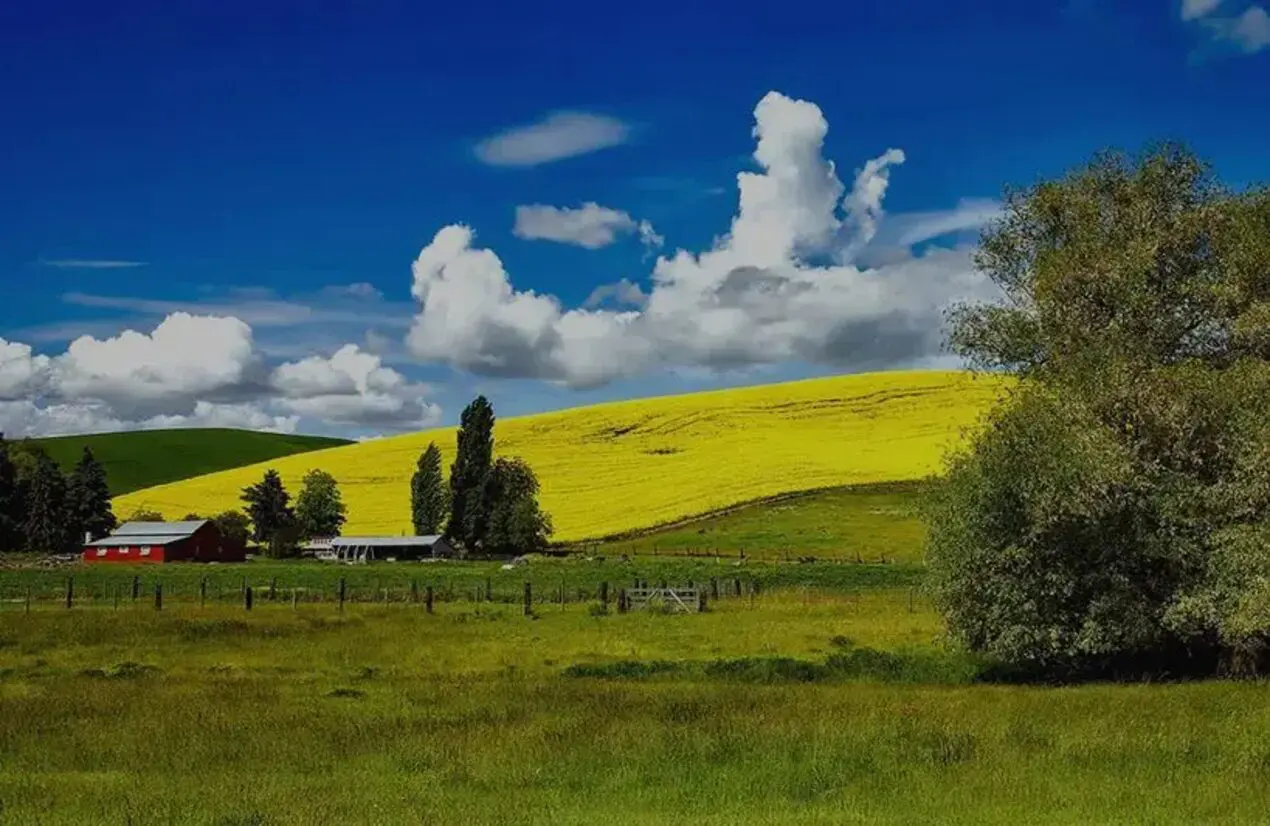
[3,592,1270,823]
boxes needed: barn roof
[328,535,445,548]
[87,520,209,547]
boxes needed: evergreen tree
[482,457,552,556]
[0,435,23,552]
[24,452,70,552]
[66,447,117,542]
[295,469,347,539]
[411,442,449,535]
[447,396,495,549]
[240,469,296,557]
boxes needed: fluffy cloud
[513,203,662,250]
[405,91,1001,388]
[0,316,440,438]
[474,111,630,167]
[1184,0,1270,53]
[270,344,440,427]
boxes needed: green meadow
[30,428,350,496]
[2,592,1270,824]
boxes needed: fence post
[710,577,719,600]
[200,577,207,608]
[599,581,609,609]
[410,580,419,604]
[733,577,742,597]
[338,578,346,613]
[523,581,533,617]
[25,585,31,613]
[425,585,434,614]
[65,576,74,609]
[132,575,140,601]
[292,588,299,610]
[617,588,628,614]
[753,579,761,598]
[154,582,162,611]
[698,589,707,613]
[485,577,492,602]
[270,578,277,601]
[113,584,119,611]
[244,586,253,611]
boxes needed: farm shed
[82,520,246,564]
[326,535,456,563]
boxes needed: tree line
[222,395,551,557]
[0,436,117,553]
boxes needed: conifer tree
[240,469,296,557]
[67,447,117,541]
[0,435,23,552]
[411,442,448,535]
[24,452,70,553]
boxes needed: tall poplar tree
[446,396,495,549]
[411,442,448,535]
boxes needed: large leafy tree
[294,468,347,539]
[0,435,24,552]
[66,447,117,542]
[23,451,71,553]
[241,469,297,557]
[482,457,552,556]
[929,144,1270,677]
[411,442,449,536]
[447,396,495,549]
[211,510,252,548]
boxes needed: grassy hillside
[114,370,1009,542]
[578,481,929,563]
[31,429,351,496]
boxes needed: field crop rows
[112,370,1008,542]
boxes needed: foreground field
[32,428,350,496]
[114,370,1008,542]
[2,593,1268,824]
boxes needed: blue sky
[1,0,1268,438]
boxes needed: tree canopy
[482,457,552,556]
[23,451,71,553]
[447,396,495,550]
[411,442,448,536]
[0,436,24,552]
[928,144,1270,677]
[241,469,297,557]
[67,447,117,542]
[295,468,347,539]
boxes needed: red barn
[83,520,246,564]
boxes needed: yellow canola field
[113,370,1010,542]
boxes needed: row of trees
[230,396,551,557]
[409,396,552,555]
[0,436,116,553]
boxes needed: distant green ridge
[23,429,351,496]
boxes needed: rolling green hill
[577,481,929,563]
[24,429,351,496]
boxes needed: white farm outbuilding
[304,535,457,564]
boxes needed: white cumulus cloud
[513,202,662,250]
[0,315,441,438]
[474,111,630,167]
[405,90,1001,389]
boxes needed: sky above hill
[1,0,1268,439]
